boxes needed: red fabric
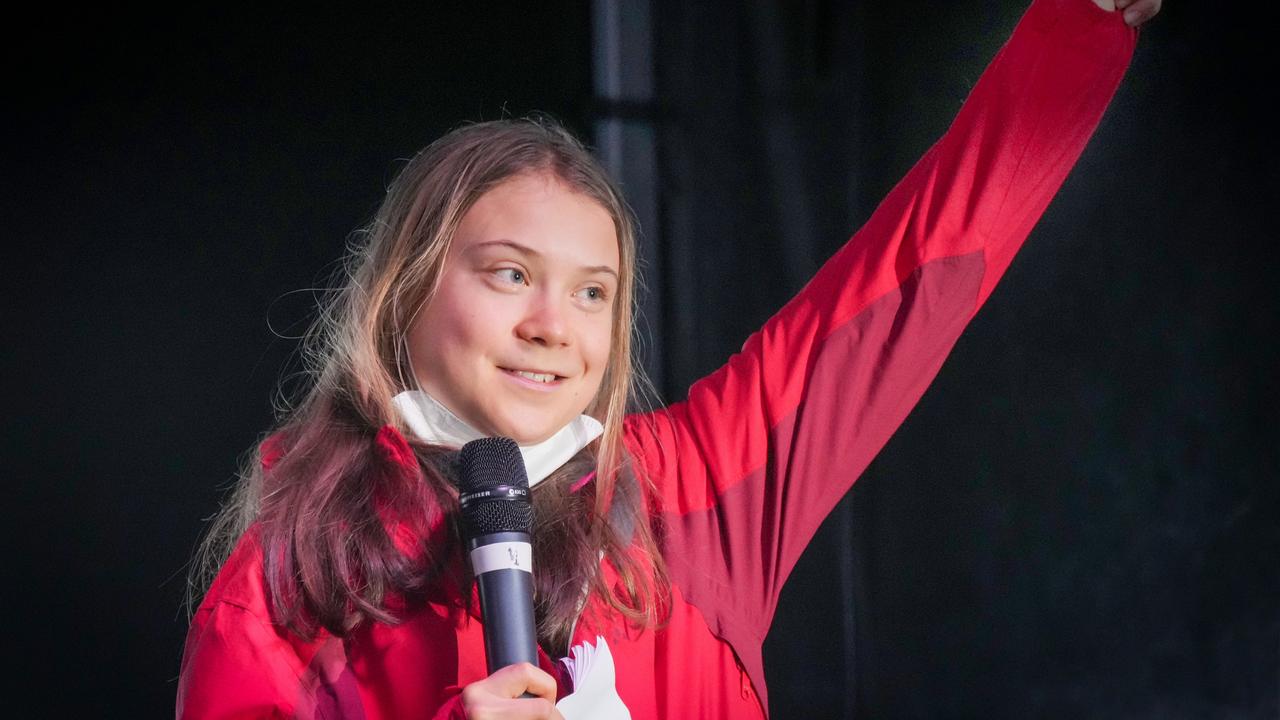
[177,3,1134,717]
[373,424,417,468]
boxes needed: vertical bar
[592,0,665,397]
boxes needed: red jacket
[177,2,1135,717]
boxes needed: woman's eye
[493,268,525,285]
[576,286,608,304]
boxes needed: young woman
[178,1,1160,717]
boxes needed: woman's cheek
[587,329,612,380]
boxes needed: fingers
[512,662,559,704]
[1114,0,1162,27]
[463,696,560,720]
[480,662,557,702]
[461,663,564,719]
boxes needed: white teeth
[514,370,555,383]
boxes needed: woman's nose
[516,295,571,347]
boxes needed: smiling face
[405,172,620,445]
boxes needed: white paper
[556,636,631,720]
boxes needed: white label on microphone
[470,541,533,575]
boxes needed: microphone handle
[469,531,538,675]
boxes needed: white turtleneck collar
[390,389,603,488]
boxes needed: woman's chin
[481,417,562,446]
[508,427,561,446]
[469,402,590,445]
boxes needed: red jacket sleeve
[622,0,1135,706]
[175,514,476,720]
[177,599,472,720]
[176,526,311,719]
[176,601,306,720]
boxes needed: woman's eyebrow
[471,239,618,280]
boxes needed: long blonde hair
[191,117,667,652]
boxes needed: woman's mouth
[500,368,564,385]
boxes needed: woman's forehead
[453,173,620,270]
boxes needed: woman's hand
[460,663,565,720]
[1091,0,1163,27]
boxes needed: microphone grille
[457,437,532,537]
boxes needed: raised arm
[622,0,1137,702]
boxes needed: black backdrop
[5,1,1275,717]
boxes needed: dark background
[4,1,1275,717]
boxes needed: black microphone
[457,437,538,675]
